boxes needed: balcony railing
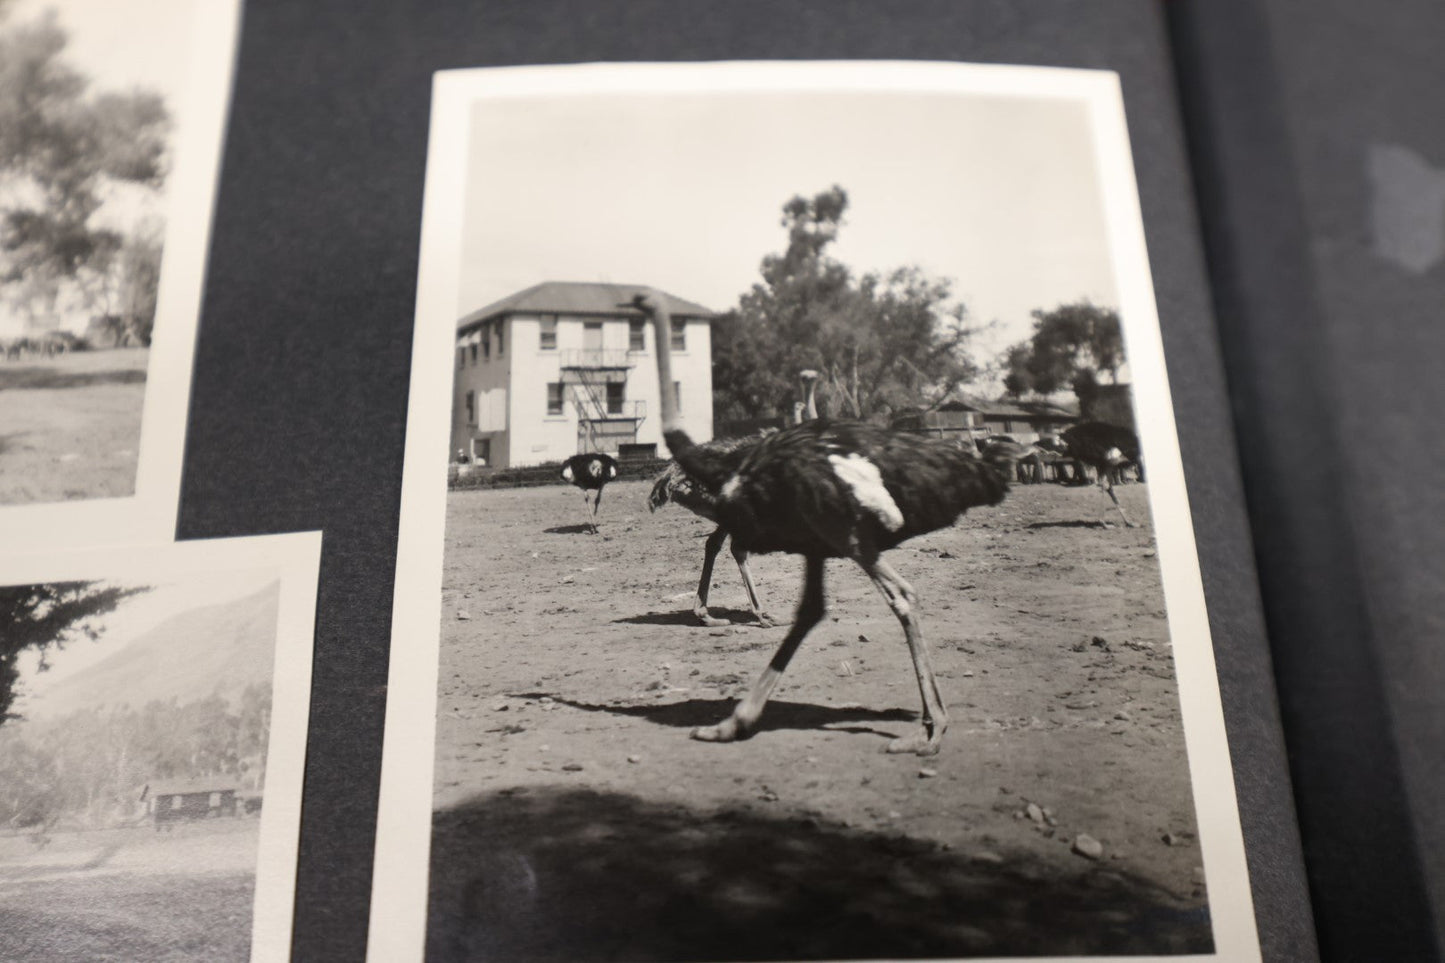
[559,348,635,369]
[573,398,646,422]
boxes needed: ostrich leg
[730,541,777,627]
[1100,476,1136,528]
[692,527,733,627]
[578,491,598,535]
[692,555,825,743]
[860,555,949,756]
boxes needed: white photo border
[0,0,243,547]
[0,531,322,963]
[368,60,1262,963]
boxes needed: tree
[0,581,150,723]
[0,10,169,329]
[712,186,982,423]
[1000,301,1125,398]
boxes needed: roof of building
[933,393,1079,419]
[459,281,716,331]
[145,779,240,797]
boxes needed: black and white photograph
[0,532,321,963]
[0,0,239,545]
[369,61,1260,962]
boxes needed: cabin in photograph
[143,780,239,829]
[451,281,715,469]
[971,398,1078,444]
[896,395,1078,446]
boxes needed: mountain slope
[26,581,281,719]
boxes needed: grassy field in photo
[0,348,148,505]
[0,819,258,962]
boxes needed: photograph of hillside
[0,573,283,962]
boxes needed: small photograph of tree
[0,3,177,505]
[0,5,171,346]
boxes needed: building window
[547,383,564,416]
[469,343,478,365]
[496,322,504,356]
[465,390,476,425]
[670,319,686,351]
[674,381,682,413]
[540,314,558,350]
[606,382,624,415]
[457,346,465,370]
[629,320,645,352]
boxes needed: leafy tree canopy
[0,9,169,327]
[1000,301,1124,398]
[712,186,983,424]
[0,581,150,723]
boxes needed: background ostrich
[648,368,819,626]
[649,434,773,627]
[560,452,619,534]
[1060,421,1142,527]
[795,369,819,423]
[629,289,1019,756]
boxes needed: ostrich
[648,369,819,627]
[560,452,619,534]
[649,435,774,627]
[1059,421,1142,527]
[795,369,820,423]
[627,289,1019,755]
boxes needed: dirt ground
[0,348,148,505]
[428,478,1212,961]
[0,819,257,962]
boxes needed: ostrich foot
[695,612,731,627]
[885,728,943,756]
[751,612,781,628]
[691,717,749,743]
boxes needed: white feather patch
[561,464,574,481]
[1104,447,1124,464]
[829,454,904,531]
[721,475,742,500]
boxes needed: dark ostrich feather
[648,433,763,519]
[1060,422,1140,468]
[674,419,1017,557]
[560,452,619,490]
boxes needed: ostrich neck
[651,306,681,433]
[804,380,818,420]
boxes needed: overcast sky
[9,0,192,108]
[459,87,1119,362]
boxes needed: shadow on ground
[508,693,913,739]
[426,786,1212,961]
[543,524,596,535]
[613,607,768,627]
[1026,520,1110,530]
[0,367,147,391]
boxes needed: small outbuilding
[142,780,240,829]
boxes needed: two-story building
[451,281,715,468]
